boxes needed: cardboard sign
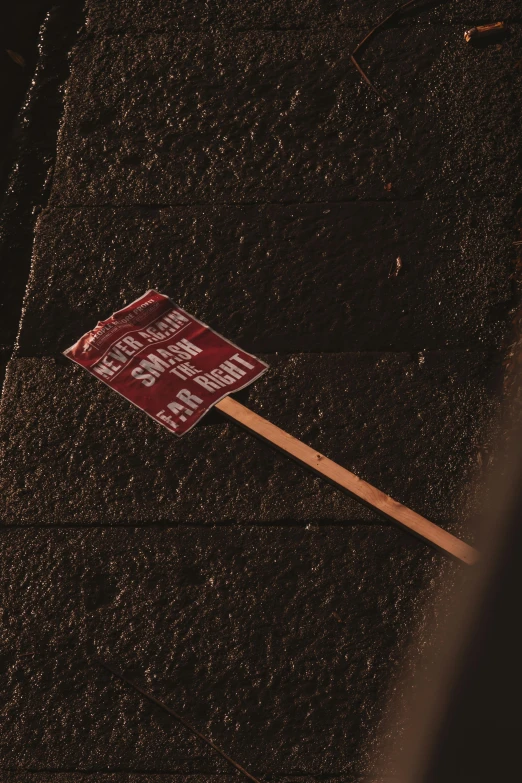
[62,292,478,564]
[64,291,268,435]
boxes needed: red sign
[64,291,268,435]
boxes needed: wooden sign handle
[215,396,478,566]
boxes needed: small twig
[350,0,429,99]
[350,55,386,100]
[352,0,424,58]
[96,658,264,783]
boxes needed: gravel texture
[16,200,513,356]
[0,526,451,776]
[51,26,522,205]
[84,0,522,33]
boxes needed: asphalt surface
[0,1,521,781]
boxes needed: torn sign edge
[63,290,270,437]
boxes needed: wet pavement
[52,25,522,203]
[0,1,521,781]
[17,200,513,352]
[0,526,444,776]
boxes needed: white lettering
[220,360,245,379]
[194,375,220,392]
[138,330,158,344]
[131,367,156,386]
[108,347,128,364]
[167,400,188,422]
[209,369,230,387]
[177,389,203,409]
[156,409,179,429]
[93,356,120,377]
[93,362,115,378]
[177,338,202,356]
[157,347,177,365]
[230,353,255,370]
[123,335,143,351]
[139,353,170,377]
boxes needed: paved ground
[1,1,521,781]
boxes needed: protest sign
[64,290,268,435]
[65,291,478,565]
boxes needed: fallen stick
[351,0,432,99]
[464,22,506,43]
[216,396,479,566]
[350,53,385,100]
[96,658,264,783]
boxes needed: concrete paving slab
[84,1,522,33]
[50,26,522,206]
[0,777,327,783]
[17,202,513,355]
[0,526,449,775]
[0,777,238,783]
[0,354,491,530]
[0,778,367,783]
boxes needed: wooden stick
[350,54,386,100]
[352,0,422,59]
[215,396,478,566]
[350,0,434,101]
[96,659,265,783]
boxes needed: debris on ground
[389,256,403,277]
[351,0,421,101]
[464,23,506,44]
[97,659,264,783]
